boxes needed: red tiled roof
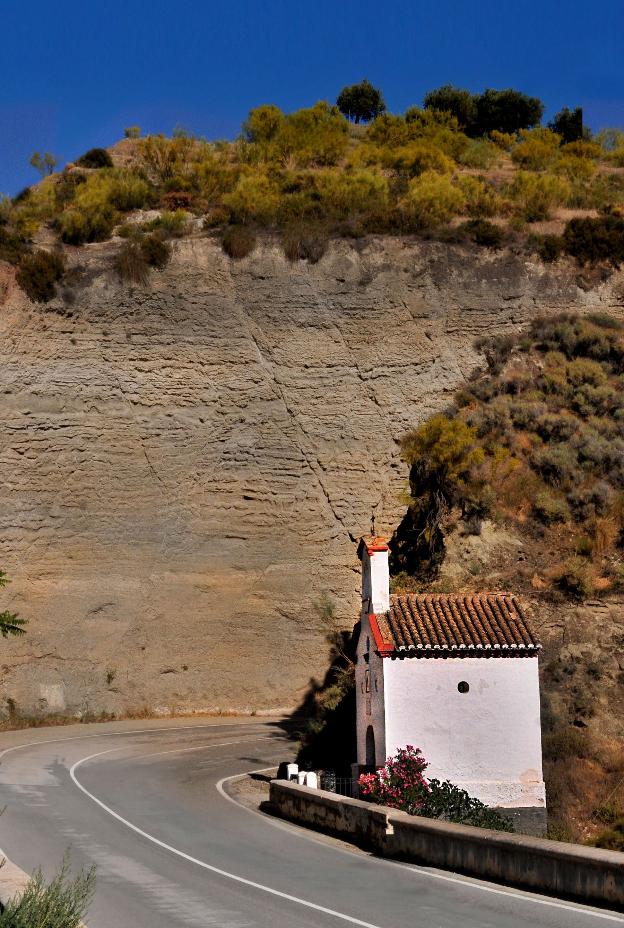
[372,593,540,657]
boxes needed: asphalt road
[0,718,622,928]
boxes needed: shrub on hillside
[511,134,560,170]
[59,204,117,244]
[316,169,388,219]
[508,172,570,221]
[456,176,500,219]
[145,209,188,237]
[140,233,171,268]
[281,224,328,263]
[562,215,624,266]
[115,241,149,285]
[16,249,65,302]
[457,138,497,169]
[76,147,113,169]
[400,171,464,227]
[388,142,453,177]
[0,226,28,265]
[554,558,592,600]
[533,491,570,525]
[459,219,504,248]
[222,173,280,224]
[530,444,578,486]
[221,225,256,259]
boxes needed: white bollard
[305,771,318,789]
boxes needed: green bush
[460,219,504,248]
[508,171,571,222]
[421,778,513,831]
[388,142,453,177]
[76,147,113,169]
[141,233,171,268]
[59,204,117,244]
[400,171,464,227]
[0,858,95,928]
[281,224,328,263]
[533,491,570,524]
[554,558,592,600]
[222,173,280,223]
[0,227,28,265]
[534,234,564,262]
[115,241,149,284]
[530,445,578,486]
[457,138,497,169]
[317,169,388,219]
[562,215,624,266]
[108,173,152,211]
[145,209,188,237]
[16,250,65,302]
[221,225,256,259]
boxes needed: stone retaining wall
[269,780,624,909]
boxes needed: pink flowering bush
[358,745,429,815]
[359,745,513,831]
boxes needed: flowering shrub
[358,745,429,814]
[359,746,513,831]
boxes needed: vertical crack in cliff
[102,348,167,489]
[234,305,353,540]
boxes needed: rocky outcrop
[1,234,622,716]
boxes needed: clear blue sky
[1,0,623,196]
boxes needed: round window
[457,681,470,694]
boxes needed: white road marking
[216,769,624,924]
[69,746,384,928]
[0,721,270,763]
[4,723,623,925]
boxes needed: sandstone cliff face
[1,235,622,716]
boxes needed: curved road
[0,718,621,928]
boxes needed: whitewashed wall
[355,614,386,767]
[382,655,546,809]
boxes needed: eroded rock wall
[1,236,622,715]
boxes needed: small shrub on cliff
[533,491,570,525]
[554,558,592,600]
[221,225,256,259]
[115,241,149,285]
[562,215,624,266]
[16,249,65,302]
[281,224,328,263]
[59,204,117,244]
[400,170,464,227]
[460,219,504,248]
[0,226,28,265]
[76,147,113,169]
[141,233,171,268]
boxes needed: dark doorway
[365,725,376,766]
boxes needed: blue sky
[1,0,623,195]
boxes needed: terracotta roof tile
[376,593,540,657]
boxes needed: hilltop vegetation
[1,82,624,301]
[392,312,624,602]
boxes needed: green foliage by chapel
[392,313,624,601]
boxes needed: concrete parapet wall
[269,781,624,908]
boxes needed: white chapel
[354,535,547,833]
